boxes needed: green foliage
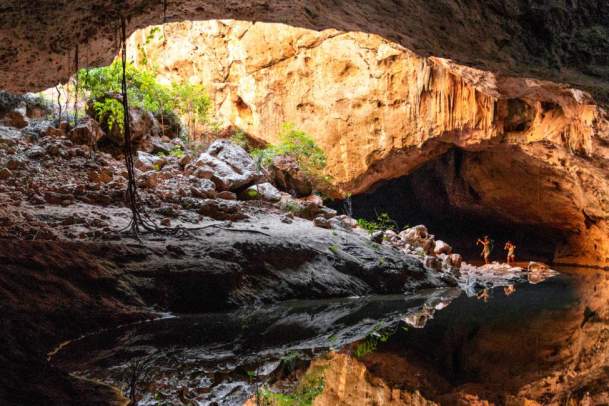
[78,61,211,142]
[252,123,334,196]
[230,129,251,150]
[93,98,124,132]
[78,60,173,114]
[280,200,302,215]
[328,244,339,254]
[170,82,212,125]
[356,212,397,234]
[252,123,326,172]
[279,351,302,374]
[157,146,185,159]
[245,188,260,199]
[353,325,394,358]
[258,364,326,406]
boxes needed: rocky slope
[127,20,609,268]
[0,103,459,403]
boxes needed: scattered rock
[400,225,435,254]
[194,140,261,191]
[193,167,213,179]
[424,255,442,272]
[88,168,114,184]
[217,191,237,200]
[190,178,217,198]
[241,182,282,202]
[270,155,312,197]
[69,118,104,146]
[25,146,45,159]
[371,230,384,243]
[434,240,452,255]
[313,216,332,229]
[198,198,246,221]
[2,108,28,129]
[318,206,337,219]
[179,154,193,168]
[136,151,164,171]
[0,167,12,179]
[6,157,26,170]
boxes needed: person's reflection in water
[477,288,490,302]
[504,284,516,296]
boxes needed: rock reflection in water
[321,267,609,405]
[52,289,460,405]
[53,263,568,405]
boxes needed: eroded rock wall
[129,20,609,267]
[2,0,609,100]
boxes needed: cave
[343,148,568,263]
[1,2,609,405]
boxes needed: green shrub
[92,97,124,132]
[78,60,173,114]
[78,62,212,141]
[170,82,212,143]
[230,129,251,150]
[258,363,326,406]
[157,146,185,159]
[252,123,335,196]
[353,325,394,358]
[356,212,397,234]
[252,123,326,172]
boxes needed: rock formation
[1,1,609,98]
[126,20,609,268]
[1,3,608,267]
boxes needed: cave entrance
[342,148,568,263]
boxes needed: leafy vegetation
[353,325,394,358]
[157,146,185,159]
[252,123,334,195]
[356,212,397,234]
[77,61,212,141]
[252,123,326,172]
[229,129,251,150]
[170,82,212,142]
[258,363,326,406]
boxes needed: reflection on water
[52,265,609,405]
[53,290,460,404]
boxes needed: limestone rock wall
[128,20,609,268]
[2,1,609,100]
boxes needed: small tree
[252,123,332,196]
[169,82,212,145]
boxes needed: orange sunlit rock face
[129,20,609,267]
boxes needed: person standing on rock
[504,241,516,265]
[476,235,493,264]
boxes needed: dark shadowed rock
[270,155,313,197]
[69,118,104,146]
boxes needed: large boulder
[135,151,165,171]
[434,240,452,255]
[194,140,261,191]
[400,225,436,255]
[241,182,282,202]
[270,155,312,197]
[90,97,160,149]
[68,118,104,146]
[154,110,181,139]
[2,109,28,129]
